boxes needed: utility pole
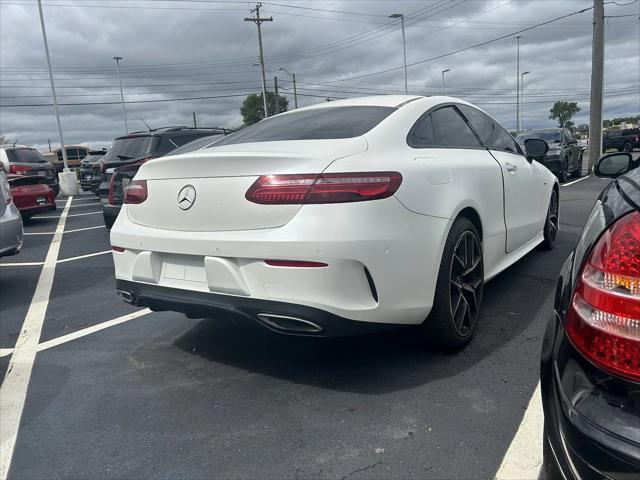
[37,0,67,170]
[520,71,530,130]
[441,69,451,96]
[113,56,128,134]
[389,13,408,94]
[245,3,272,119]
[516,35,521,132]
[274,76,279,114]
[278,67,297,109]
[588,0,604,174]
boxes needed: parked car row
[0,144,60,195]
[516,127,583,182]
[603,127,640,153]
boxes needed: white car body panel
[111,95,558,328]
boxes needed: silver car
[0,168,23,258]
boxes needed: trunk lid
[127,138,367,232]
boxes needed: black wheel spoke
[449,229,483,337]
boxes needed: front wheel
[558,158,569,183]
[623,142,632,153]
[419,217,484,350]
[571,155,582,178]
[541,189,559,250]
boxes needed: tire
[541,189,559,250]
[623,142,632,153]
[558,158,569,183]
[571,154,582,178]
[419,217,483,350]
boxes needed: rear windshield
[6,148,48,164]
[169,134,224,155]
[517,130,562,143]
[215,106,396,146]
[102,136,158,162]
[82,154,105,164]
[9,176,46,187]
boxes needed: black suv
[79,149,107,191]
[603,128,640,153]
[91,127,231,198]
[516,128,583,182]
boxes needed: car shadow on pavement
[174,247,559,395]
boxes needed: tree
[548,101,581,128]
[0,135,7,145]
[241,92,289,126]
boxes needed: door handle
[505,162,518,173]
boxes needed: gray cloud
[1,0,638,151]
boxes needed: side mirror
[524,138,549,162]
[594,152,633,178]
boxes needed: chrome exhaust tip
[256,313,323,334]
[116,290,135,304]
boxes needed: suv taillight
[123,180,147,204]
[566,211,640,382]
[245,172,402,205]
[108,173,117,205]
[9,165,32,174]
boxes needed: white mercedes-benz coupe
[111,95,558,349]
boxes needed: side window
[430,106,481,148]
[458,105,521,154]
[408,114,435,147]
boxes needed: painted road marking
[23,225,105,236]
[0,349,13,358]
[68,203,102,208]
[36,309,151,352]
[0,196,72,480]
[561,175,591,187]
[56,250,111,264]
[37,211,101,219]
[0,261,44,267]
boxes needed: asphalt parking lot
[0,168,626,479]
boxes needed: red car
[7,174,57,220]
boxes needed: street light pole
[278,67,297,109]
[37,0,68,171]
[520,71,530,130]
[516,35,521,132]
[389,13,408,94]
[245,3,272,119]
[113,56,128,134]
[441,69,451,96]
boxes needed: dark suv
[603,128,640,153]
[79,149,107,191]
[92,127,231,198]
[516,128,583,182]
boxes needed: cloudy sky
[1,0,638,151]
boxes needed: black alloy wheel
[449,231,484,337]
[542,189,559,250]
[558,158,569,183]
[624,142,632,153]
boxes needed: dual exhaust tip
[116,290,323,335]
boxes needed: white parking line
[495,383,544,479]
[0,261,44,267]
[56,250,111,264]
[36,309,151,352]
[0,349,13,358]
[561,175,591,187]
[68,203,102,208]
[37,211,102,219]
[0,196,72,480]
[23,225,105,236]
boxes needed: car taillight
[245,172,402,205]
[9,165,32,174]
[566,211,640,382]
[265,260,328,268]
[46,189,55,203]
[123,179,147,204]
[108,174,117,205]
[100,162,107,173]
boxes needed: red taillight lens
[566,211,640,382]
[112,246,125,253]
[123,180,147,204]
[100,162,107,173]
[246,172,402,205]
[9,165,32,174]
[265,259,328,268]
[46,189,55,203]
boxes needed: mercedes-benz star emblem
[177,185,196,210]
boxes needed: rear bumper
[541,311,640,479]
[111,198,452,326]
[18,203,57,215]
[116,279,396,337]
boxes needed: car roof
[115,127,229,140]
[0,144,31,150]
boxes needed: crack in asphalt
[340,460,383,480]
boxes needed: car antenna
[12,138,19,146]
[140,118,152,131]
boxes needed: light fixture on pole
[278,67,297,109]
[389,13,408,94]
[520,71,529,131]
[441,69,451,96]
[113,56,128,134]
[516,35,522,132]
